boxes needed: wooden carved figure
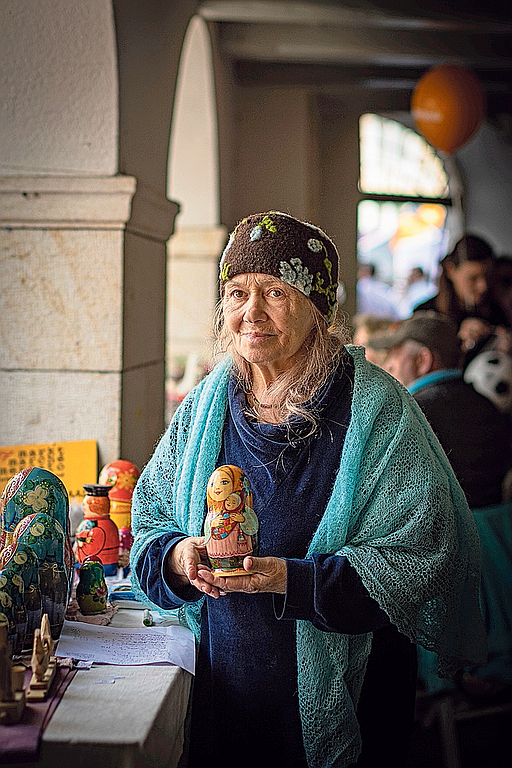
[27,613,56,701]
[204,465,259,576]
[74,485,119,576]
[30,628,48,682]
[0,612,26,725]
[76,556,108,615]
[40,612,54,657]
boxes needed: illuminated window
[357,114,455,319]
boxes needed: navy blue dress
[136,353,415,767]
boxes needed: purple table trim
[0,663,77,764]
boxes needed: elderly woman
[131,212,486,768]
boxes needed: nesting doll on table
[76,556,108,615]
[98,459,140,576]
[0,468,73,651]
[204,465,258,576]
[74,485,119,576]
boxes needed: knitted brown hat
[219,211,339,324]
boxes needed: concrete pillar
[1,0,197,469]
[0,176,135,463]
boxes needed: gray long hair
[212,294,352,431]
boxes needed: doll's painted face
[209,469,234,502]
[224,493,241,511]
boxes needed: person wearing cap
[130,213,486,768]
[372,311,512,509]
[372,311,512,693]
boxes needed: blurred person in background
[415,235,510,358]
[371,311,512,694]
[352,314,396,367]
[356,262,399,320]
[396,266,437,319]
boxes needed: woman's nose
[243,293,267,322]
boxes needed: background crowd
[354,233,512,702]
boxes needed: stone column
[0,176,177,469]
[167,224,227,362]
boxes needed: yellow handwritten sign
[0,440,98,501]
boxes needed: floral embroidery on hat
[279,258,313,296]
[307,238,323,253]
[250,226,263,241]
[259,215,277,234]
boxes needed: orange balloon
[411,64,486,154]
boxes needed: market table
[3,609,193,768]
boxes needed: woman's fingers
[169,536,206,582]
[191,563,221,598]
[198,556,287,594]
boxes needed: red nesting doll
[74,485,119,577]
[98,460,140,575]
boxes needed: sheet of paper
[56,620,195,674]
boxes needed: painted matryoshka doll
[76,556,108,615]
[0,468,73,649]
[204,465,259,576]
[98,459,140,576]
[0,545,38,654]
[0,467,73,569]
[74,485,119,576]
[12,512,70,641]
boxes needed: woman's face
[222,273,315,373]
[209,469,234,501]
[446,260,490,307]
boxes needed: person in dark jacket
[371,311,512,688]
[371,311,512,507]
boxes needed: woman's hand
[165,537,223,599]
[458,317,493,351]
[199,556,287,595]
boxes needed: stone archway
[166,15,227,417]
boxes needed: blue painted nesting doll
[0,544,40,654]
[0,468,72,560]
[0,468,73,648]
[204,465,259,576]
[12,512,70,641]
[76,557,108,615]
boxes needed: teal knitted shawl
[131,345,486,768]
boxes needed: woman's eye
[227,289,244,300]
[268,289,284,297]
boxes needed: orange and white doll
[204,465,258,576]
